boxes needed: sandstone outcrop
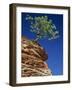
[21,37,52,77]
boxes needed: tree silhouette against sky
[26,15,59,41]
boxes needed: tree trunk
[34,37,39,42]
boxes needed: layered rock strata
[21,37,52,77]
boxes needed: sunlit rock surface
[21,37,52,77]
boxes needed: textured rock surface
[21,37,52,77]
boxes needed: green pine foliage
[26,15,59,41]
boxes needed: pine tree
[26,15,59,41]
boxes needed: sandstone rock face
[21,37,52,77]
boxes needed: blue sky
[21,12,63,75]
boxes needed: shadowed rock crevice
[21,36,52,77]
